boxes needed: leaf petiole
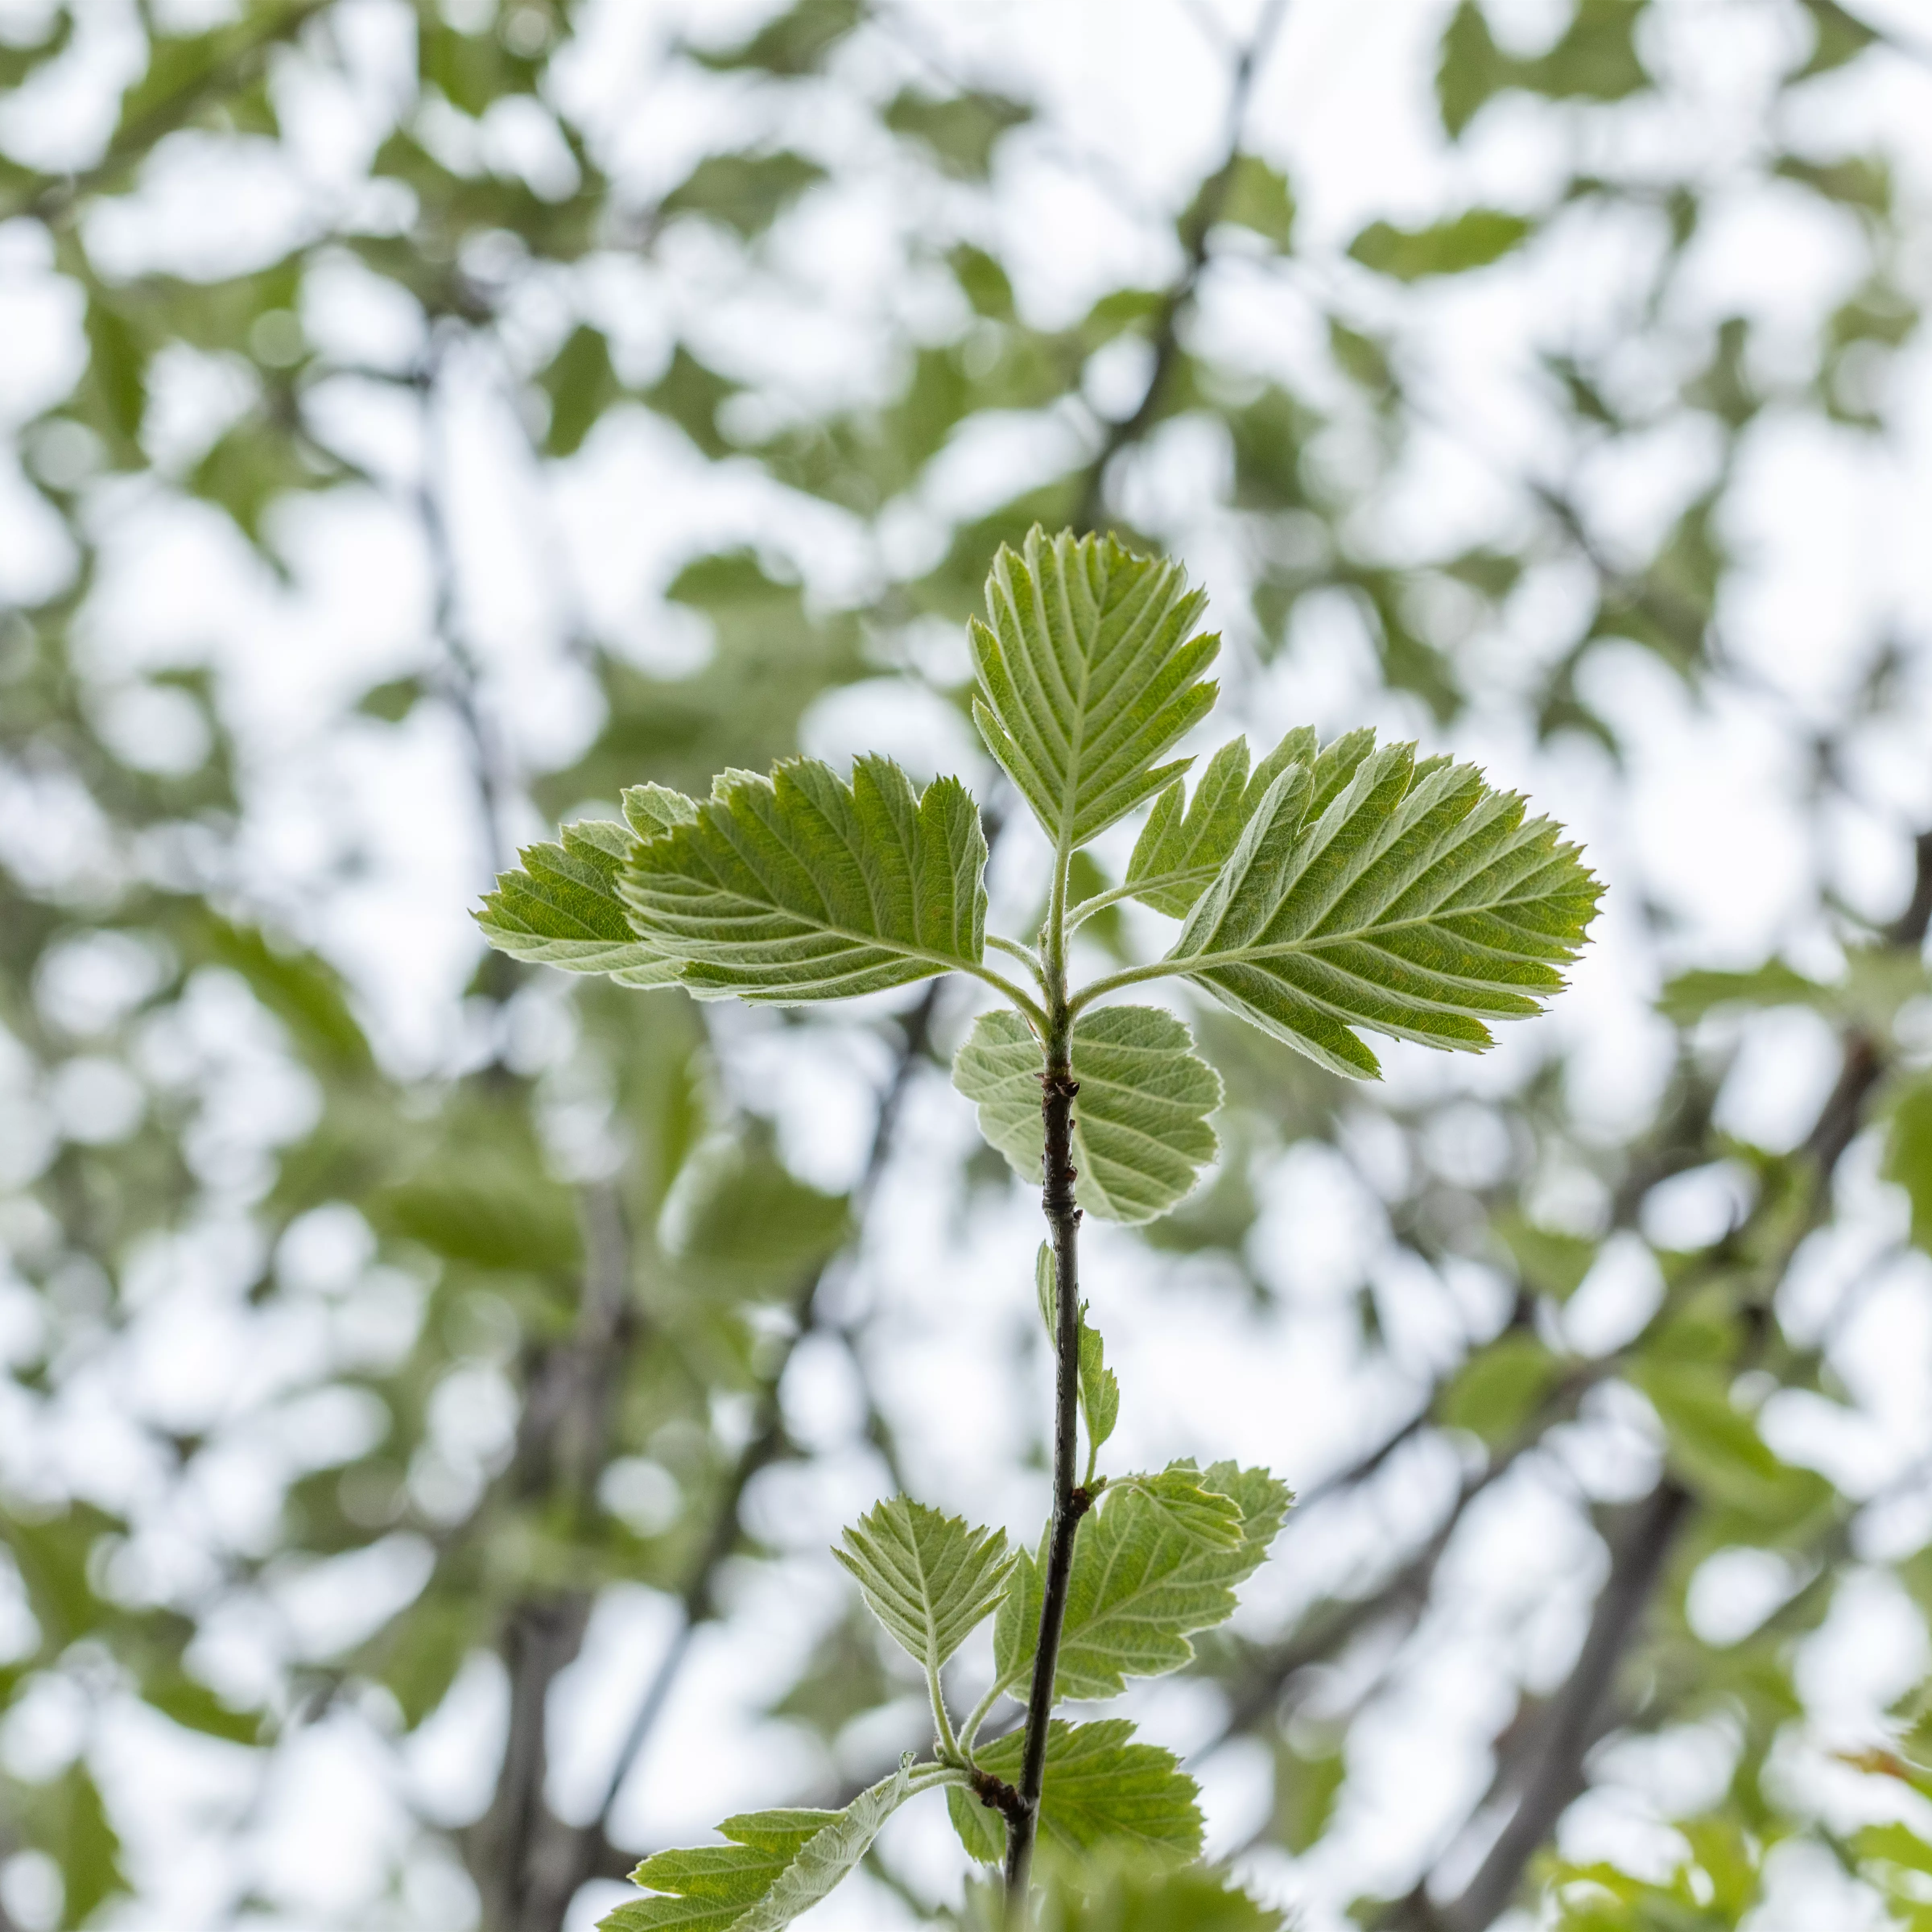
[929,1662,962,1765]
[987,932,1048,984]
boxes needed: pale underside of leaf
[834,1498,1015,1673]
[994,1461,1291,1703]
[957,1719,1203,1864]
[604,1765,912,1932]
[1170,738,1601,1079]
[953,1006,1222,1224]
[618,754,987,1003]
[970,526,1220,852]
[1036,1244,1119,1459]
[476,818,681,987]
[1111,1470,1243,1548]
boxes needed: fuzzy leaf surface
[953,1007,1222,1224]
[1126,728,1374,919]
[1169,739,1600,1079]
[995,1462,1290,1701]
[618,755,987,1002]
[959,1720,1202,1863]
[477,819,681,986]
[834,1498,1014,1672]
[1110,1470,1243,1549]
[604,1765,911,1931]
[1036,1244,1119,1459]
[970,528,1219,850]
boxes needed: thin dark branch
[1371,825,1932,1928]
[1402,1480,1691,1932]
[1003,1052,1086,1907]
[413,340,516,884]
[1073,0,1294,534]
[566,978,949,1887]
[4,2,333,227]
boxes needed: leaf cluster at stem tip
[476,526,1598,1926]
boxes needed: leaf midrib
[633,881,974,976]
[1176,881,1577,981]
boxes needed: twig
[1395,1480,1691,1932]
[1073,0,1295,534]
[1002,1051,1086,1908]
[1375,826,1932,1927]
[3,2,333,227]
[564,977,949,1884]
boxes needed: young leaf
[961,1719,1203,1862]
[995,1462,1290,1701]
[476,820,681,985]
[618,755,987,1001]
[624,782,702,837]
[1080,1315,1120,1463]
[949,1783,1007,1867]
[954,1006,1222,1224]
[970,528,1220,851]
[1110,1470,1243,1549]
[1126,727,1372,918]
[1034,1245,1119,1461]
[834,1498,1015,1674]
[604,1763,912,1932]
[1168,739,1600,1079]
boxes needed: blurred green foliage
[2,1,1930,1929]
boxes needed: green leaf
[24,1762,126,1925]
[949,1783,1007,1866]
[1794,0,1878,76]
[189,914,375,1074]
[478,819,684,987]
[662,1129,850,1298]
[1657,959,1833,1023]
[1349,209,1532,281]
[1885,1080,1932,1252]
[358,675,425,723]
[142,1668,262,1744]
[884,88,1030,178]
[1187,153,1295,248]
[834,1498,1015,1673]
[626,784,703,837]
[618,755,987,1003]
[953,1007,1222,1224]
[1166,738,1600,1080]
[661,151,826,239]
[1437,0,1504,139]
[1272,1736,1346,1854]
[970,529,1220,852]
[691,0,861,76]
[1631,1361,1833,1532]
[376,1589,483,1728]
[1126,727,1373,919]
[1080,1313,1120,1463]
[541,323,622,457]
[1492,1213,1598,1300]
[1036,1245,1120,1460]
[374,1145,582,1278]
[967,1720,1203,1862]
[84,294,148,448]
[995,1462,1290,1701]
[1439,1333,1563,1446]
[1110,1470,1243,1550]
[604,1764,912,1931]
